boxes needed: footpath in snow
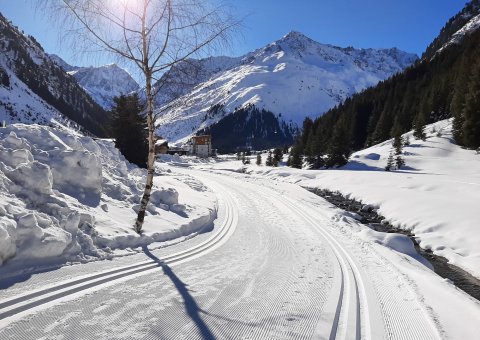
[0,124,216,272]
[176,119,480,279]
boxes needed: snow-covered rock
[155,31,417,144]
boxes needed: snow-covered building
[155,139,169,155]
[188,135,213,157]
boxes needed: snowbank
[0,124,217,269]
[191,119,480,279]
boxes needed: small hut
[155,139,169,155]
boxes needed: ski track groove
[0,191,237,328]
[173,177,331,340]
[0,170,445,340]
[288,191,442,340]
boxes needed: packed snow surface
[156,31,417,144]
[185,119,480,279]
[0,124,216,268]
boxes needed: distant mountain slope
[50,55,140,110]
[0,62,83,132]
[155,31,417,145]
[0,13,109,136]
[423,0,480,59]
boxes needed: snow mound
[0,124,216,269]
[359,228,432,269]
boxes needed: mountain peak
[282,31,309,40]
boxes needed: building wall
[196,144,211,157]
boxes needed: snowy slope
[436,13,480,54]
[195,119,480,278]
[68,65,139,110]
[0,124,216,268]
[156,31,417,144]
[424,0,480,58]
[0,62,81,132]
[0,13,108,136]
[50,55,140,110]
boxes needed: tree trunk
[135,71,156,233]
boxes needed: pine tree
[392,134,405,169]
[256,153,262,166]
[451,55,470,145]
[266,151,273,166]
[325,120,351,168]
[413,98,428,141]
[396,155,405,169]
[385,151,395,171]
[110,94,148,168]
[393,134,404,155]
[273,148,283,163]
[462,58,480,149]
[289,146,303,169]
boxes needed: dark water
[307,187,480,302]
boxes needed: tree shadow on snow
[142,246,216,340]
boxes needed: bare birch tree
[39,0,237,233]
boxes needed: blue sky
[0,0,470,74]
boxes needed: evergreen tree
[393,134,404,155]
[396,155,405,169]
[413,113,427,141]
[392,134,406,169]
[289,146,303,169]
[256,153,262,166]
[325,120,351,168]
[266,151,273,166]
[110,94,148,168]
[462,58,480,148]
[385,151,395,171]
[273,148,283,163]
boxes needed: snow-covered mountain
[423,0,480,59]
[0,12,108,136]
[50,55,140,110]
[155,31,418,146]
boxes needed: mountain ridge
[0,12,108,136]
[50,55,140,110]
[155,31,418,146]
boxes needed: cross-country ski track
[0,168,472,339]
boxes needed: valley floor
[0,167,479,339]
